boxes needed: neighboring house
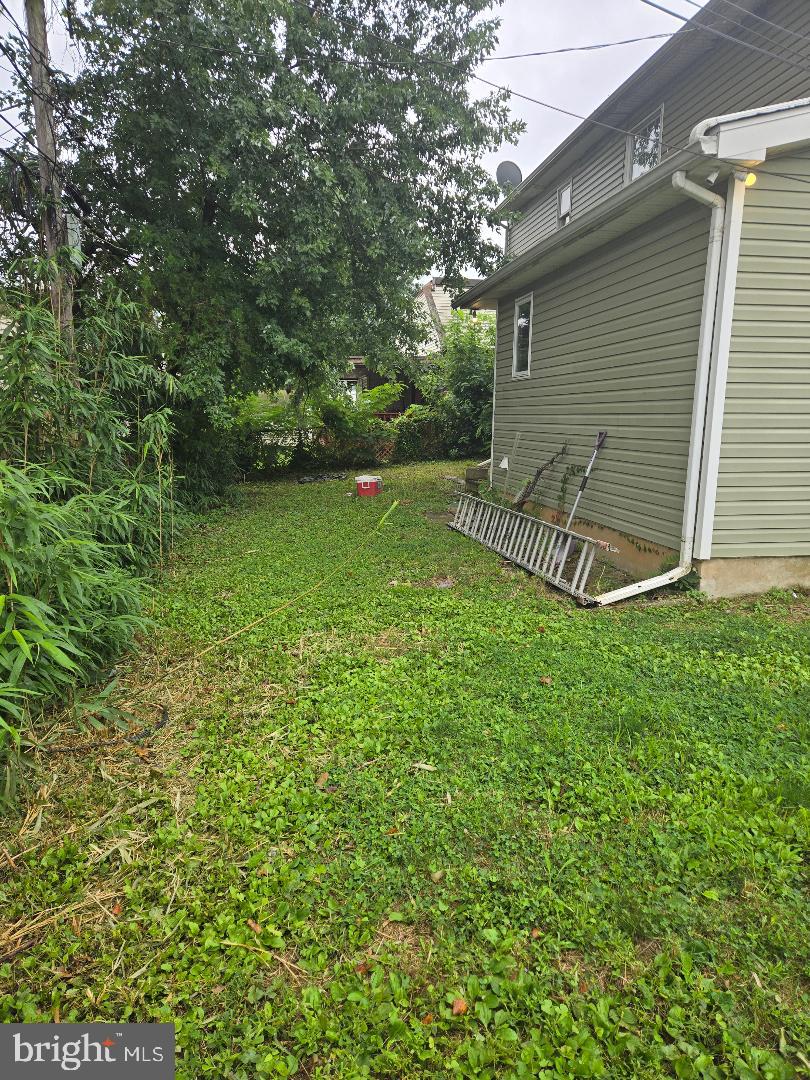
[457,0,810,600]
[342,277,488,414]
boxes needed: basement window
[512,294,532,378]
[626,106,664,183]
[558,180,572,227]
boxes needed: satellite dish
[496,160,523,192]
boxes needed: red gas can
[356,474,383,497]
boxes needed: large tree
[2,0,517,488]
[61,0,515,380]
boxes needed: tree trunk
[24,0,73,342]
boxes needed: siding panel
[493,203,708,549]
[712,149,810,558]
[508,193,557,257]
[503,0,810,261]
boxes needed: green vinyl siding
[711,151,810,558]
[508,192,557,257]
[493,203,708,549]
[504,0,810,260]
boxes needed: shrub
[426,310,495,457]
[0,274,177,802]
[228,382,405,476]
[390,405,447,462]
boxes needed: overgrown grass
[1,462,808,1078]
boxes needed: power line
[676,0,810,66]
[136,29,688,66]
[0,0,53,71]
[457,32,689,61]
[683,0,810,47]
[473,75,644,140]
[637,0,810,74]
[473,72,810,188]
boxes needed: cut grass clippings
[1,461,809,1078]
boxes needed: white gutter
[592,170,726,605]
[690,98,810,163]
[689,96,810,147]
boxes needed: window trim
[557,178,573,228]
[624,104,664,186]
[512,293,533,379]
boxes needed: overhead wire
[674,0,810,65]
[471,73,810,188]
[135,29,689,65]
[0,0,53,70]
[681,0,810,47]
[637,0,810,74]
[489,32,691,60]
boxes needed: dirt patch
[366,918,433,978]
[425,509,454,525]
[554,949,611,994]
[368,627,412,658]
[634,938,663,964]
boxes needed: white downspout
[593,170,726,605]
[694,173,746,558]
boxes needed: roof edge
[495,0,774,214]
[466,96,810,310]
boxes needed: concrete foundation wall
[696,556,810,599]
[511,502,809,600]
[525,504,678,580]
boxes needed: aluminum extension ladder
[450,494,616,604]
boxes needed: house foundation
[524,504,678,580]
[695,557,810,599]
[526,502,810,599]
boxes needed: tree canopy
[1,0,517,489]
[50,0,514,381]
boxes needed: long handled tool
[553,431,607,570]
[563,431,607,532]
[513,443,567,511]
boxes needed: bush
[228,382,404,476]
[0,275,177,802]
[389,405,447,462]
[426,310,495,457]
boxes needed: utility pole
[24,0,73,341]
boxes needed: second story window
[512,294,532,378]
[626,107,663,183]
[558,180,572,227]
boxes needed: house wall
[507,193,557,258]
[493,202,709,550]
[711,149,810,558]
[506,0,810,261]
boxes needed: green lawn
[2,461,809,1078]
